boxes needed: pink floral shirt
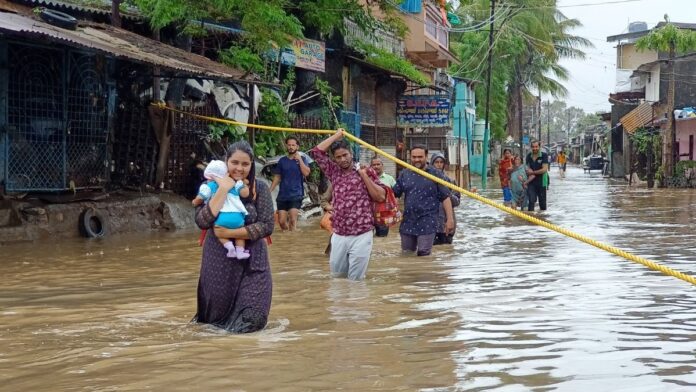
[310,147,381,236]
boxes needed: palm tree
[636,20,696,179]
[451,0,590,150]
[503,5,590,149]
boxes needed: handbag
[319,211,333,232]
[374,186,402,227]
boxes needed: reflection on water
[2,166,696,390]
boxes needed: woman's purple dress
[193,180,274,333]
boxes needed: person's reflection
[326,279,373,324]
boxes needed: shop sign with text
[397,96,451,127]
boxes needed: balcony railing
[344,18,405,57]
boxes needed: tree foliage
[540,101,601,143]
[635,22,696,54]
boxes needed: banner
[397,96,451,127]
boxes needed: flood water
[2,165,696,391]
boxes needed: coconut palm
[452,0,591,145]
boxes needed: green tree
[636,20,696,178]
[134,0,406,76]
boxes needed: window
[424,7,448,49]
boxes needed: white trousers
[329,230,374,281]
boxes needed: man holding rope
[310,129,385,280]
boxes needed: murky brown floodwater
[2,165,696,391]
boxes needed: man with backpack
[310,129,385,281]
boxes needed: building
[607,21,696,180]
[0,1,257,196]
[396,0,460,173]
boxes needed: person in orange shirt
[499,148,514,206]
[557,150,567,178]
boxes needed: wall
[617,43,657,70]
[402,2,448,54]
[660,59,696,108]
[403,8,426,52]
[610,103,638,178]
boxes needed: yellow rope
[153,103,696,286]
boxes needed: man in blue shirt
[393,145,454,256]
[270,136,311,231]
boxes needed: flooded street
[2,165,696,391]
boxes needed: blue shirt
[392,166,451,236]
[273,155,310,201]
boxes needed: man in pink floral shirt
[310,129,386,280]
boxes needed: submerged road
[1,165,696,390]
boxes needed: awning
[620,101,655,134]
[0,9,255,83]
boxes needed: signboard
[397,96,451,127]
[292,38,325,72]
[269,39,325,72]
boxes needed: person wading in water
[525,140,549,211]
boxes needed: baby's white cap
[204,160,228,180]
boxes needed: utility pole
[537,94,541,141]
[482,0,495,191]
[546,100,551,147]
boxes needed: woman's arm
[208,175,235,216]
[195,204,217,230]
[214,181,274,241]
[194,177,235,229]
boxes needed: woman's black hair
[226,140,256,201]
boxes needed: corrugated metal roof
[620,101,655,134]
[27,0,140,18]
[0,10,253,82]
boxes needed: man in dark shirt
[393,145,454,256]
[525,140,549,211]
[270,136,311,231]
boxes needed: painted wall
[617,43,657,70]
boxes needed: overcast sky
[554,0,696,113]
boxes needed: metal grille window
[4,43,111,192]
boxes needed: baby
[192,160,250,259]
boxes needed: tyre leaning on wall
[79,208,106,238]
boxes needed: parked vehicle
[583,154,606,173]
